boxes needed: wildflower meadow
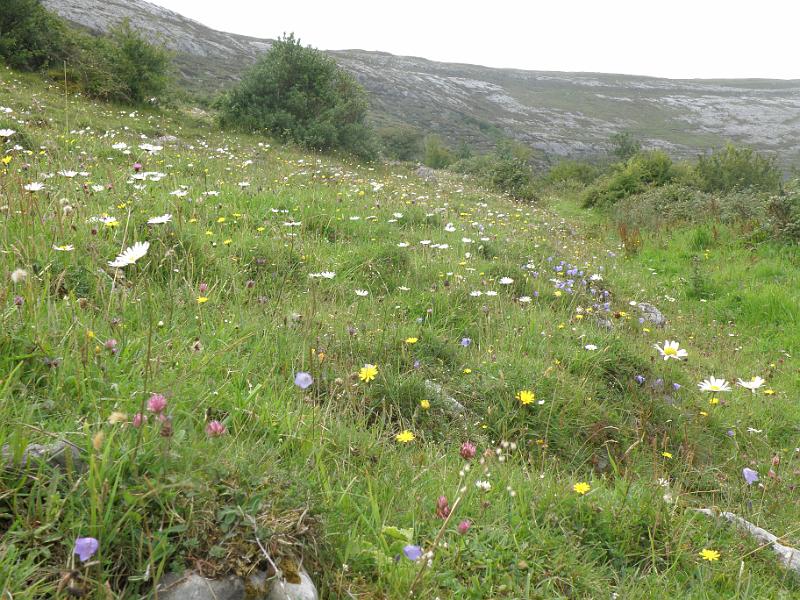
[1,67,800,598]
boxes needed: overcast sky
[148,0,799,79]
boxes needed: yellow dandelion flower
[699,548,720,562]
[573,482,591,495]
[395,430,415,443]
[359,364,378,382]
[516,390,535,405]
[217,217,226,223]
[405,337,418,345]
[197,296,209,304]
[662,451,673,459]
[420,399,430,410]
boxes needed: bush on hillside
[449,140,536,200]
[1,1,171,104]
[423,135,455,169]
[219,34,377,159]
[379,125,424,161]
[0,0,68,71]
[768,187,800,242]
[610,131,642,161]
[543,159,602,186]
[65,21,171,103]
[582,150,678,207]
[694,144,782,193]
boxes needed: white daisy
[737,376,765,393]
[58,170,78,178]
[108,241,150,268]
[698,377,732,392]
[147,214,172,225]
[499,277,514,285]
[654,340,688,361]
[53,244,74,251]
[23,182,45,192]
[0,129,16,138]
[585,344,598,351]
[355,289,369,297]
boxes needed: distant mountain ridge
[44,0,800,165]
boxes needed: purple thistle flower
[294,371,313,390]
[403,545,422,561]
[74,537,99,562]
[742,467,759,485]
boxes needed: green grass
[2,66,800,599]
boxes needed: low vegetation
[1,8,800,598]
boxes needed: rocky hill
[44,0,800,165]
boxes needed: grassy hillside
[2,66,800,599]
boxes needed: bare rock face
[2,440,85,473]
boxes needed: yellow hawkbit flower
[404,337,418,345]
[420,399,430,410]
[197,296,209,304]
[516,390,535,405]
[359,364,378,382]
[573,482,591,495]
[699,548,720,562]
[395,430,415,443]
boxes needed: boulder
[156,572,246,600]
[154,566,319,600]
[415,166,437,182]
[636,302,666,328]
[2,439,85,473]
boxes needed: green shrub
[422,135,455,169]
[219,34,377,160]
[0,0,68,71]
[583,151,677,208]
[694,144,781,193]
[768,188,800,242]
[448,140,536,200]
[379,125,423,161]
[609,131,642,161]
[543,159,601,186]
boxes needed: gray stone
[595,317,614,331]
[636,302,666,328]
[156,572,246,600]
[2,440,85,473]
[267,567,318,600]
[424,380,465,414]
[415,166,437,182]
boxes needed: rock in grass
[266,565,318,600]
[155,565,318,600]
[636,302,666,328]
[2,440,85,473]
[424,380,466,414]
[694,508,800,574]
[156,572,246,600]
[416,166,437,182]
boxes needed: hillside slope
[43,0,800,165]
[2,65,800,599]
